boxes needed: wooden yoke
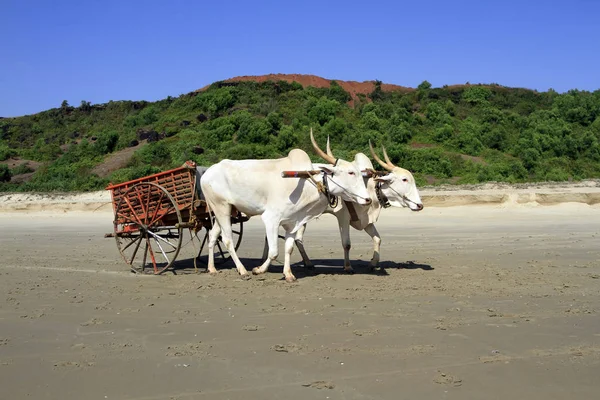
[281,170,328,194]
[281,170,322,178]
[361,168,388,178]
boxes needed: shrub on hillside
[0,164,11,182]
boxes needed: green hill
[1,75,599,192]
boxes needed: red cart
[105,161,248,274]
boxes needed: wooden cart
[105,161,248,274]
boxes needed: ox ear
[374,174,393,182]
[318,165,334,175]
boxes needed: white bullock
[200,129,371,282]
[292,140,423,272]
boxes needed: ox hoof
[240,273,252,281]
[252,267,264,275]
[305,264,315,271]
[206,269,218,276]
[370,266,384,274]
[343,267,355,275]
[284,275,297,283]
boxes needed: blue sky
[1,0,599,117]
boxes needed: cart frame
[105,161,248,274]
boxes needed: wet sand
[1,203,599,399]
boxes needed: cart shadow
[168,257,433,278]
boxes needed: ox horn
[382,145,396,168]
[326,135,334,158]
[310,128,336,164]
[369,140,394,172]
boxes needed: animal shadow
[379,260,434,271]
[164,257,433,278]
[289,258,434,279]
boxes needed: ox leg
[252,215,279,275]
[214,210,251,279]
[294,224,314,269]
[206,223,221,275]
[282,230,297,282]
[339,219,353,273]
[364,223,382,270]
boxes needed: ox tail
[203,200,215,228]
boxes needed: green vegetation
[0,164,11,182]
[1,79,600,192]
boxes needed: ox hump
[287,148,312,164]
[353,152,375,171]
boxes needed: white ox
[200,129,371,282]
[291,140,423,272]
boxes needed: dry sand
[1,185,599,399]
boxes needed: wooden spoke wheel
[196,213,244,266]
[114,182,183,275]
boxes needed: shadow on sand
[163,257,433,279]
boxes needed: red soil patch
[197,74,414,106]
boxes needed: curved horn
[369,140,394,172]
[326,135,334,158]
[310,128,336,164]
[382,145,396,168]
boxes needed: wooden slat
[108,162,198,225]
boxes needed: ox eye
[348,171,355,175]
[402,178,408,182]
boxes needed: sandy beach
[0,185,599,399]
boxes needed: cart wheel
[114,182,183,275]
[196,213,244,266]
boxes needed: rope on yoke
[281,169,361,208]
[375,182,391,208]
[325,175,370,204]
[306,171,337,206]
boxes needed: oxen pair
[291,139,423,274]
[200,130,422,281]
